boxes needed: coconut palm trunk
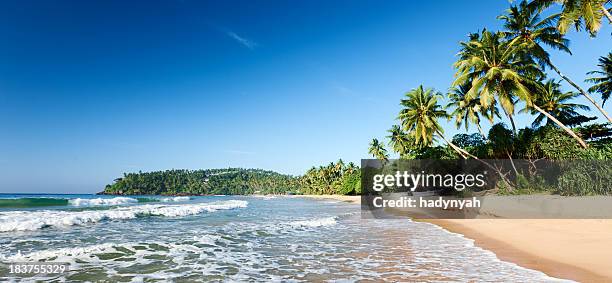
[434,130,468,159]
[603,4,612,23]
[500,107,517,134]
[435,129,486,160]
[531,104,588,148]
[435,130,515,189]
[506,151,519,176]
[476,121,487,138]
[548,63,612,123]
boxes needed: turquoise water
[0,194,565,282]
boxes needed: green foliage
[299,160,361,195]
[555,0,610,36]
[398,85,447,147]
[578,122,612,141]
[368,139,389,161]
[338,171,361,195]
[452,133,486,148]
[487,123,515,158]
[371,0,612,196]
[412,146,459,160]
[103,162,366,196]
[521,79,590,127]
[387,125,416,158]
[520,125,583,159]
[557,161,612,196]
[453,30,543,120]
[103,168,298,195]
[586,52,612,106]
[447,83,497,136]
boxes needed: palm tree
[346,162,357,174]
[520,79,590,127]
[368,138,389,161]
[558,0,612,36]
[586,52,612,106]
[499,0,612,123]
[447,83,499,137]
[335,159,345,173]
[386,125,414,157]
[398,86,470,158]
[530,0,612,36]
[453,30,529,134]
[453,30,588,148]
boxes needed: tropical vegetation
[102,168,298,195]
[587,52,612,106]
[102,162,363,196]
[104,1,612,197]
[298,160,361,195]
[368,0,612,195]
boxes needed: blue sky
[0,0,610,193]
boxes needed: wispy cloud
[225,31,257,50]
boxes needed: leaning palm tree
[368,138,389,161]
[520,79,590,127]
[398,86,470,158]
[586,52,612,106]
[530,0,612,36]
[447,83,499,137]
[499,0,612,123]
[453,30,588,148]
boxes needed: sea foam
[68,197,138,206]
[0,200,248,232]
[161,196,191,202]
[290,216,337,227]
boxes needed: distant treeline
[101,168,299,195]
[101,163,362,196]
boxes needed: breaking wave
[160,196,191,202]
[0,200,248,232]
[68,197,138,206]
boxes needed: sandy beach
[300,194,361,204]
[303,195,612,282]
[426,219,612,282]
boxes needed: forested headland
[100,169,298,195]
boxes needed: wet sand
[424,219,612,282]
[303,195,612,282]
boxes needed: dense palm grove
[368,0,612,195]
[102,169,299,195]
[102,163,362,195]
[298,160,361,195]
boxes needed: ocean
[0,194,565,282]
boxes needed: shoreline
[423,219,612,282]
[299,194,361,204]
[302,194,612,282]
[4,193,611,281]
